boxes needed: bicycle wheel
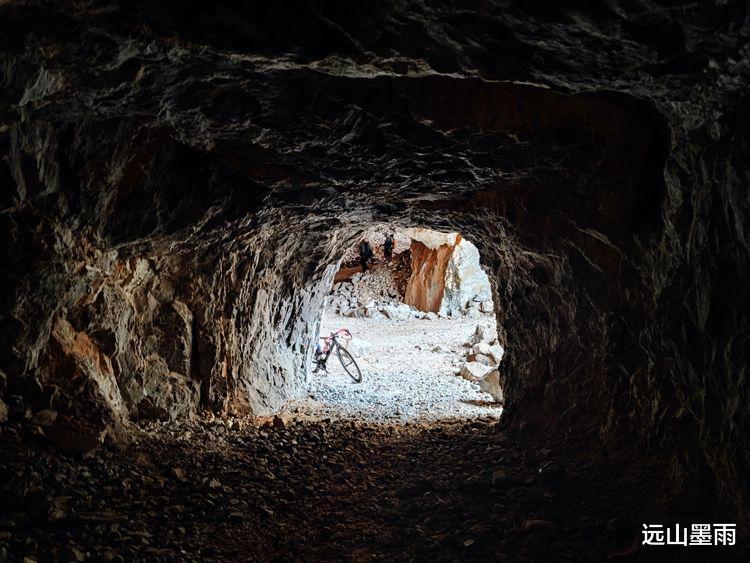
[336,344,362,383]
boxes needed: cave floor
[283,313,502,423]
[0,415,702,562]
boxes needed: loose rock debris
[0,415,695,562]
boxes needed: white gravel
[283,312,504,422]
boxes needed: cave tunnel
[1,1,749,561]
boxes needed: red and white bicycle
[312,328,362,383]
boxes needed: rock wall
[404,230,492,316]
[404,239,454,313]
[0,0,748,525]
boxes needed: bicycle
[312,328,362,383]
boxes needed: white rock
[472,342,491,355]
[473,287,492,302]
[440,237,492,315]
[488,343,505,364]
[424,312,438,321]
[474,353,494,367]
[480,301,494,313]
[460,361,494,382]
[380,306,408,320]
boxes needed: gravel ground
[0,415,685,562]
[283,312,503,422]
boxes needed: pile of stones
[458,325,505,403]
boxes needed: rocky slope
[0,0,748,527]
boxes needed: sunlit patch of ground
[283,313,503,422]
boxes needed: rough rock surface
[461,362,495,383]
[405,238,456,313]
[442,237,493,315]
[405,229,493,315]
[0,0,748,530]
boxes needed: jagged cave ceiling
[1,0,748,524]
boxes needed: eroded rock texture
[1,0,748,523]
[404,229,491,315]
[405,238,456,313]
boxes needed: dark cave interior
[1,1,749,561]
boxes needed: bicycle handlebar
[319,329,352,342]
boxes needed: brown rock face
[0,0,748,525]
[404,239,457,313]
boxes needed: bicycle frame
[314,328,351,371]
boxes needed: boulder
[488,344,505,364]
[31,409,58,427]
[441,237,492,315]
[480,301,494,313]
[460,361,494,382]
[474,353,495,367]
[473,342,493,356]
[470,324,497,345]
[478,370,504,403]
[380,305,397,319]
[47,422,106,455]
[381,305,409,321]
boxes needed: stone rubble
[456,325,506,403]
[328,259,494,321]
[0,412,685,562]
[326,267,404,317]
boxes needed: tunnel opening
[284,226,504,423]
